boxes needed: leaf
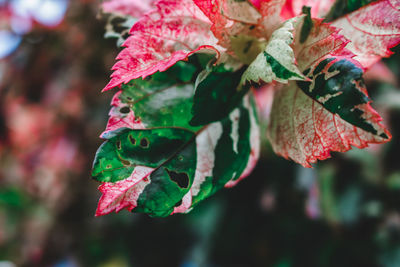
[281,0,336,19]
[190,63,249,126]
[102,0,156,18]
[193,0,265,54]
[242,16,306,84]
[103,0,220,91]
[266,18,391,167]
[95,166,154,216]
[267,59,391,167]
[101,0,156,46]
[331,0,400,68]
[257,0,286,37]
[324,0,377,21]
[103,15,136,47]
[298,58,389,138]
[94,60,260,217]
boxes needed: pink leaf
[103,0,220,91]
[281,0,336,19]
[294,18,350,71]
[332,0,400,69]
[193,0,265,52]
[95,166,154,216]
[102,0,156,18]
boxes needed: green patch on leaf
[265,52,304,80]
[241,16,305,84]
[189,64,249,126]
[324,0,378,22]
[300,6,313,44]
[297,58,389,138]
[92,128,196,183]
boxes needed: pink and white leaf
[102,0,156,18]
[332,0,400,69]
[100,91,145,138]
[267,82,390,168]
[281,0,336,19]
[95,166,154,216]
[104,0,220,91]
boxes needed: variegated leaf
[103,0,221,91]
[93,59,260,217]
[266,18,391,167]
[267,79,389,167]
[242,16,306,85]
[332,0,400,69]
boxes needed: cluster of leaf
[94,0,400,217]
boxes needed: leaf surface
[190,63,249,126]
[94,60,260,217]
[193,0,274,55]
[332,0,400,68]
[102,0,156,18]
[242,16,305,84]
[281,0,335,19]
[104,0,220,91]
[267,18,391,167]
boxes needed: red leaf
[332,0,400,69]
[103,0,220,91]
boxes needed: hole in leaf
[178,155,184,161]
[106,164,112,169]
[174,199,182,207]
[126,96,133,101]
[140,138,149,148]
[129,135,136,145]
[165,168,189,188]
[116,140,121,150]
[120,106,130,114]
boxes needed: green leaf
[118,61,200,131]
[92,128,196,183]
[241,16,306,85]
[190,64,249,126]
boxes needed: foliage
[95,0,400,217]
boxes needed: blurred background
[1,0,400,266]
